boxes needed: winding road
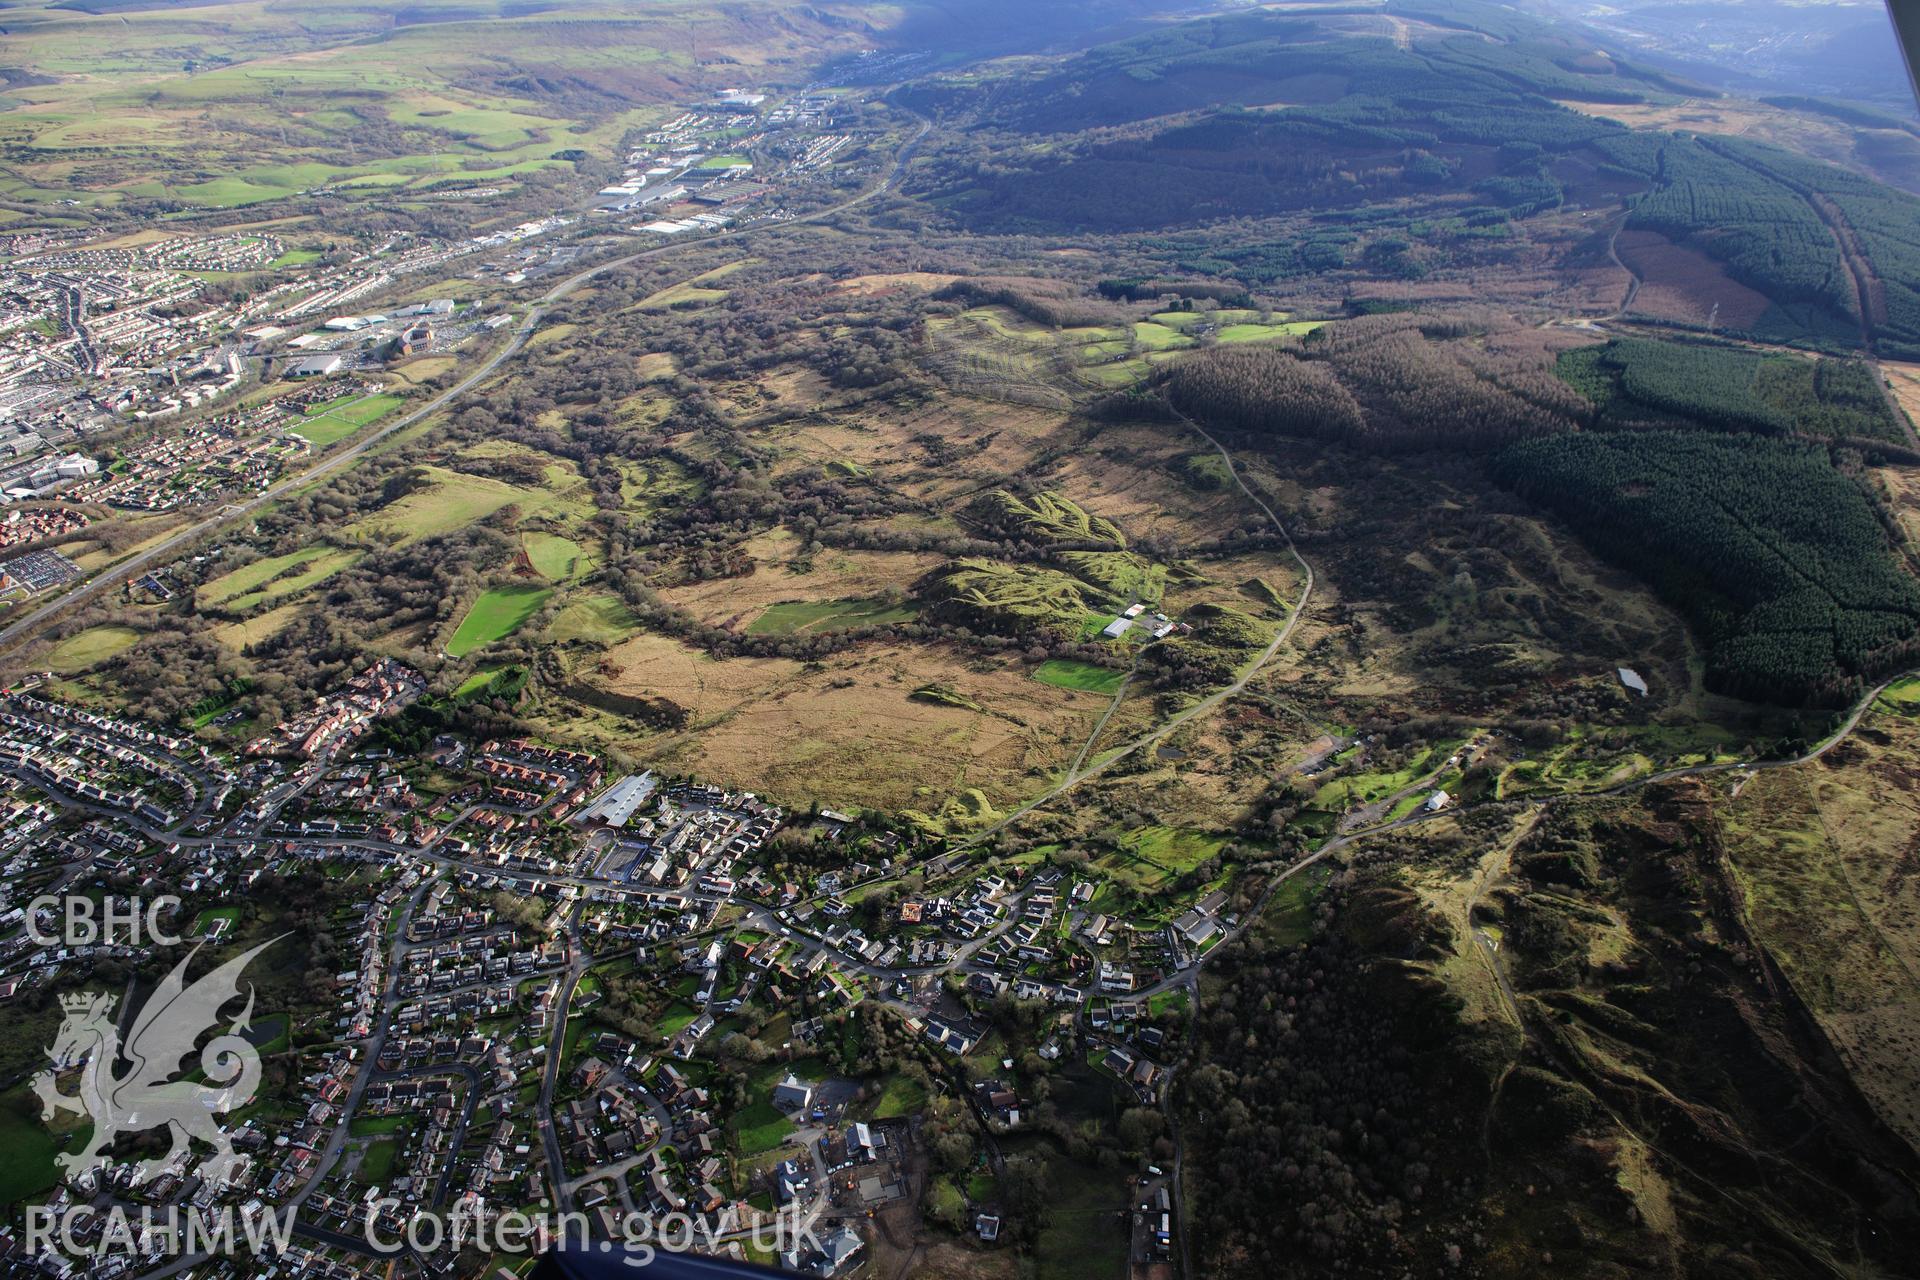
[957,412,1316,850]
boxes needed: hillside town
[0,644,1207,1277]
[0,67,1237,1280]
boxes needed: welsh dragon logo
[32,938,282,1186]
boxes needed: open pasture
[445,585,552,657]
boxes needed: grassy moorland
[8,7,1920,1276]
[0,0,880,215]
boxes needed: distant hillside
[907,6,1920,359]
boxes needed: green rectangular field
[1122,824,1228,873]
[349,466,545,546]
[1032,658,1126,695]
[545,594,642,645]
[1217,321,1324,343]
[355,1139,399,1184]
[200,546,331,605]
[446,585,552,657]
[226,550,363,612]
[865,1074,929,1120]
[200,545,363,611]
[731,1099,794,1156]
[524,531,598,581]
[1024,1140,1130,1280]
[455,667,504,698]
[0,1089,60,1206]
[656,1002,700,1039]
[292,393,404,446]
[44,625,139,673]
[1131,321,1195,351]
[1880,677,1920,709]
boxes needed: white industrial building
[573,772,658,828]
[285,353,344,379]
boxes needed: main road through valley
[0,109,931,657]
